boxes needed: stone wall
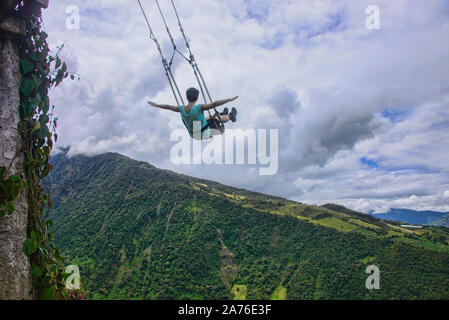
[0,15,32,300]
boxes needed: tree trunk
[0,16,32,300]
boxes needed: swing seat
[207,116,225,135]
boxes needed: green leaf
[21,78,35,96]
[61,62,67,74]
[9,175,20,182]
[41,276,51,288]
[38,138,46,149]
[32,265,44,278]
[30,230,38,242]
[54,70,64,87]
[20,101,32,117]
[31,74,41,91]
[42,163,53,178]
[29,53,38,61]
[43,146,50,156]
[45,219,53,229]
[46,232,54,242]
[40,96,50,113]
[0,166,6,178]
[21,59,34,74]
[17,120,28,133]
[9,183,20,199]
[31,93,42,109]
[42,286,56,300]
[31,121,41,133]
[6,201,15,215]
[23,238,38,256]
[55,57,61,69]
[36,51,47,62]
[39,114,49,125]
[37,125,50,139]
[36,63,47,77]
[38,31,48,45]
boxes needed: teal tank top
[178,104,211,140]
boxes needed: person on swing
[148,87,238,140]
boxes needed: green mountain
[45,152,449,300]
[369,208,449,227]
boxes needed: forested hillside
[45,152,449,299]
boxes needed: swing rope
[137,0,225,129]
[170,0,215,105]
[137,0,184,106]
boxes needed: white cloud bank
[43,0,449,213]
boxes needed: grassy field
[311,217,358,232]
[218,190,449,253]
[231,285,247,300]
[270,285,287,300]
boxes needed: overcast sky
[42,0,449,213]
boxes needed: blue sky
[43,0,449,213]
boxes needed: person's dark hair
[186,87,199,102]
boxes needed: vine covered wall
[0,12,32,300]
[0,1,82,299]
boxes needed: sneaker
[220,107,229,116]
[229,107,238,122]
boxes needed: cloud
[44,0,449,213]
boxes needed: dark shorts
[207,117,219,130]
[206,117,225,136]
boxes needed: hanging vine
[0,6,83,299]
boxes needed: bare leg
[207,115,230,123]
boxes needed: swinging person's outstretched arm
[202,96,239,111]
[148,101,179,112]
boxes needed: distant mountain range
[45,152,449,299]
[370,209,449,227]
